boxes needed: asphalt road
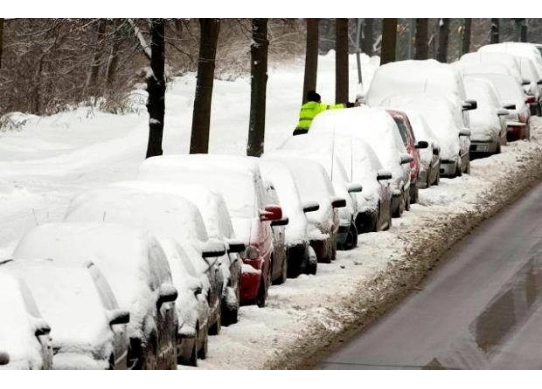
[317,180,542,370]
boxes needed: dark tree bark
[246,18,268,157]
[414,18,429,60]
[190,18,220,155]
[0,18,4,69]
[105,19,122,91]
[86,19,107,96]
[362,18,374,56]
[491,18,500,44]
[335,18,349,104]
[437,18,450,63]
[145,19,166,159]
[462,18,472,55]
[381,18,398,66]
[302,18,319,104]
[521,23,528,42]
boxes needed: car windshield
[391,116,409,145]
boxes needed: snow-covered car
[62,185,226,364]
[257,159,318,277]
[111,180,244,327]
[261,155,345,263]
[310,106,413,218]
[0,269,53,370]
[460,52,525,87]
[137,154,283,308]
[266,146,361,250]
[263,181,289,284]
[386,109,428,204]
[273,134,393,233]
[12,223,178,370]
[2,260,130,370]
[377,94,471,178]
[463,75,508,154]
[466,73,531,141]
[398,109,441,188]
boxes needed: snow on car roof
[0,270,44,370]
[12,222,170,339]
[467,73,525,109]
[479,42,542,71]
[460,52,522,83]
[366,59,466,106]
[111,180,235,241]
[63,185,209,244]
[5,261,110,355]
[455,60,518,82]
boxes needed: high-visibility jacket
[296,101,346,130]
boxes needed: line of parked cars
[1,41,539,370]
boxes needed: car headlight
[240,246,260,260]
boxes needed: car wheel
[526,123,531,140]
[198,330,208,360]
[208,307,221,336]
[404,188,411,211]
[455,160,463,178]
[343,223,358,250]
[464,156,471,174]
[256,270,270,308]
[108,354,115,370]
[274,252,288,285]
[495,142,501,154]
[142,341,158,370]
[306,247,318,275]
[434,168,440,185]
[410,181,419,204]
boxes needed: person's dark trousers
[293,128,309,136]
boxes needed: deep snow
[1,51,542,370]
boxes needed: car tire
[198,330,208,360]
[434,168,440,185]
[405,189,411,211]
[410,181,419,204]
[256,270,270,308]
[343,223,358,250]
[464,156,471,174]
[455,160,463,178]
[208,308,221,336]
[496,142,501,154]
[274,252,288,285]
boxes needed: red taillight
[526,95,536,104]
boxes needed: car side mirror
[346,183,363,193]
[525,95,537,104]
[158,284,178,306]
[459,128,471,137]
[331,198,347,208]
[302,201,320,213]
[0,352,9,366]
[259,205,282,222]
[503,103,516,110]
[376,170,392,181]
[432,146,440,156]
[415,141,429,149]
[193,285,203,296]
[226,239,245,254]
[202,241,226,258]
[271,217,289,227]
[462,99,477,111]
[538,79,542,85]
[34,319,51,337]
[522,79,531,86]
[400,154,413,165]
[108,309,130,326]
[497,108,509,116]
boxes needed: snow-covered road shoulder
[192,119,542,370]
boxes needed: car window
[88,264,119,310]
[17,277,42,319]
[392,117,409,145]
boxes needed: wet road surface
[317,181,542,369]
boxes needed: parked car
[398,109,441,188]
[275,133,393,233]
[0,268,53,370]
[62,185,226,364]
[261,154,345,262]
[2,260,130,369]
[377,94,471,178]
[309,106,412,217]
[111,180,244,327]
[263,181,289,284]
[460,51,526,87]
[385,109,428,203]
[465,73,531,141]
[463,75,508,155]
[478,42,542,82]
[137,154,282,308]
[12,223,179,370]
[257,159,318,277]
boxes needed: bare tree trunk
[0,18,4,69]
[86,19,107,97]
[414,18,429,60]
[381,18,398,66]
[491,18,500,44]
[437,18,450,63]
[190,18,220,155]
[145,19,165,159]
[521,21,528,42]
[105,19,122,91]
[335,18,349,104]
[362,18,374,56]
[462,18,472,55]
[302,18,319,104]
[246,18,268,157]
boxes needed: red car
[386,109,428,204]
[138,155,283,308]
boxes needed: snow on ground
[1,51,542,369]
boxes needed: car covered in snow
[12,223,178,370]
[62,186,226,365]
[463,75,508,155]
[111,180,244,327]
[309,106,413,218]
[260,155,345,263]
[460,51,526,86]
[137,154,283,308]
[2,260,130,370]
[257,159,318,277]
[0,269,53,370]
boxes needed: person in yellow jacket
[293,90,359,136]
